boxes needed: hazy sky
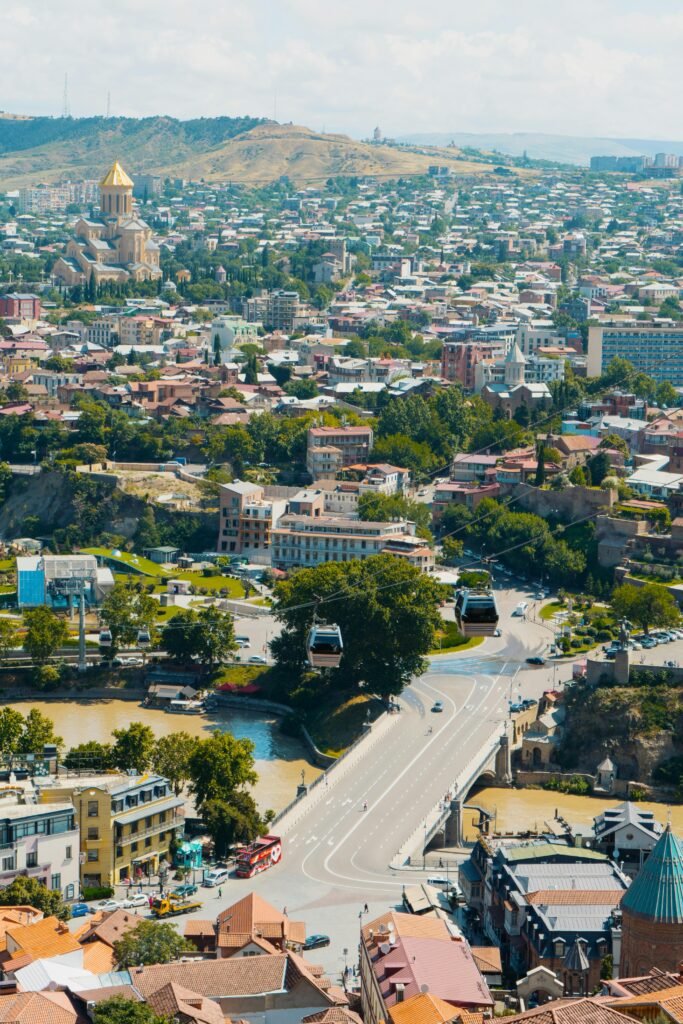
[2,0,683,140]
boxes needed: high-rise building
[587,325,683,385]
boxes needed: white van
[202,868,230,887]
[512,602,528,617]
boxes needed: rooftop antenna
[106,91,111,118]
[62,72,70,118]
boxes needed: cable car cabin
[137,628,151,648]
[98,628,112,648]
[307,623,343,669]
[454,588,499,637]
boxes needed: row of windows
[0,815,75,843]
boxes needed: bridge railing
[389,729,503,869]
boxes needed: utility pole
[62,73,70,118]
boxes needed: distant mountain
[396,131,683,167]
[0,117,502,188]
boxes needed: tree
[357,492,432,537]
[569,464,589,486]
[64,740,115,771]
[111,722,156,773]
[243,352,259,385]
[162,606,235,668]
[188,731,258,808]
[22,607,69,665]
[611,583,681,635]
[0,707,25,765]
[534,442,546,486]
[151,732,200,795]
[93,999,170,1024]
[112,920,194,968]
[587,451,612,486]
[271,554,448,698]
[0,618,17,664]
[599,433,629,458]
[0,876,70,920]
[18,709,62,756]
[202,792,274,858]
[100,581,157,651]
[656,380,679,408]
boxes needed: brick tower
[620,823,683,976]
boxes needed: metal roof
[621,824,683,924]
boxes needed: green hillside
[0,114,266,187]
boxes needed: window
[116,847,123,859]
[65,846,72,860]
[26,852,38,868]
[87,800,99,818]
[131,842,138,853]
[87,850,98,862]
[51,873,61,891]
[130,822,138,834]
[65,883,74,899]
[145,816,152,828]
[87,827,99,840]
[159,811,166,824]
[1,857,14,871]
[145,837,152,848]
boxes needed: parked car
[640,637,657,649]
[248,655,267,664]
[96,899,122,912]
[235,638,251,648]
[123,893,149,908]
[112,655,143,667]
[70,903,91,918]
[426,876,452,889]
[202,868,230,888]
[303,934,330,950]
[512,602,528,617]
[526,657,546,666]
[431,701,444,713]
[172,883,198,898]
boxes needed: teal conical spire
[621,823,683,924]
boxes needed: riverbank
[14,697,321,812]
[463,785,683,842]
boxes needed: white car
[235,639,251,649]
[202,868,230,888]
[97,899,122,912]
[123,892,148,908]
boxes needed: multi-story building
[271,513,434,571]
[86,315,120,348]
[441,340,506,389]
[267,290,304,332]
[42,773,183,887]
[0,797,79,901]
[587,324,683,385]
[0,293,41,320]
[306,425,374,479]
[217,481,287,560]
[30,370,83,398]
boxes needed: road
[153,581,568,976]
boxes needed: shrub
[35,665,61,691]
[570,638,583,648]
[82,885,114,900]
[597,629,612,642]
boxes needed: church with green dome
[620,822,683,976]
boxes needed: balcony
[115,816,182,847]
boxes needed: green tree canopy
[22,608,69,665]
[112,722,156,773]
[188,731,258,807]
[161,606,235,668]
[64,740,115,772]
[357,492,432,538]
[100,581,157,652]
[93,998,170,1024]
[151,732,200,795]
[201,792,274,858]
[271,554,448,698]
[18,709,62,755]
[611,583,681,635]
[112,920,194,968]
[0,876,70,920]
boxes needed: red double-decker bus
[235,834,282,878]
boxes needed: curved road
[178,584,566,973]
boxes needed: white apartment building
[0,798,80,901]
[306,425,374,479]
[271,514,434,572]
[515,322,567,356]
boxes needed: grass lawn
[430,636,484,655]
[173,572,245,597]
[540,601,564,621]
[0,560,14,572]
[81,547,167,577]
[211,664,271,689]
[304,693,383,758]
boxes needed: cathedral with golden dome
[53,160,162,287]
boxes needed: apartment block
[43,773,183,887]
[217,481,287,559]
[587,324,683,385]
[271,514,434,571]
[0,293,41,320]
[306,425,374,479]
[0,798,79,901]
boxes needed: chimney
[396,984,405,1003]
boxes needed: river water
[464,786,683,842]
[14,699,321,813]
